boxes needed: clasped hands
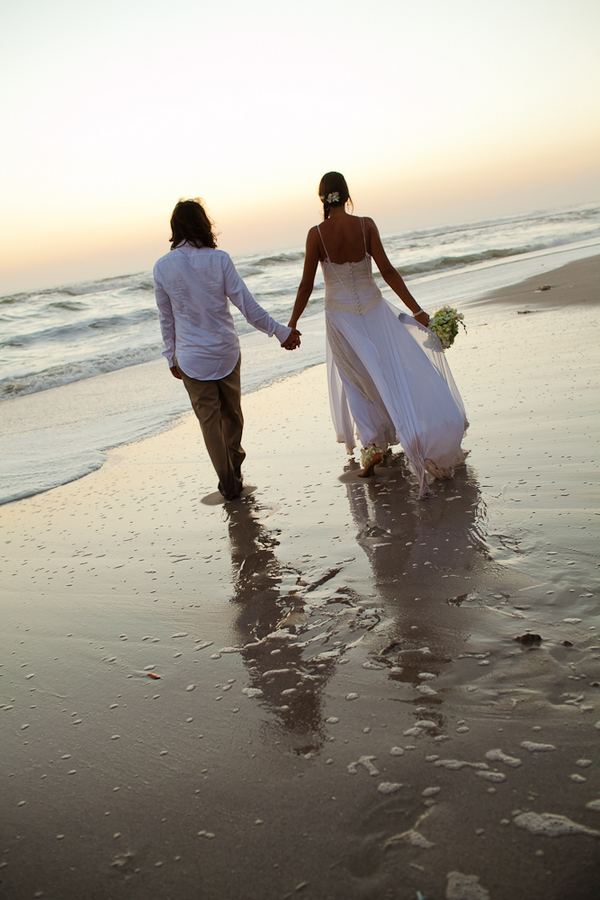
[281,327,301,351]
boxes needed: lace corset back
[318,219,383,315]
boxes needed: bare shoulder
[362,216,379,232]
[366,216,385,246]
[305,225,322,253]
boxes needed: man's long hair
[170,198,218,249]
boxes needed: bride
[287,172,468,498]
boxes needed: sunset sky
[1,0,599,293]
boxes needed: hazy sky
[1,0,599,293]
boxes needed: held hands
[281,328,302,351]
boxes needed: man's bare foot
[358,452,382,477]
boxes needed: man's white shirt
[154,243,292,380]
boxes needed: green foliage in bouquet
[428,306,466,349]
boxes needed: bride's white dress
[320,221,468,498]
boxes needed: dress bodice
[321,255,384,315]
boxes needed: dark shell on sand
[514,633,543,645]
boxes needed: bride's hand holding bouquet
[428,306,466,349]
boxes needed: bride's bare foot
[358,452,382,477]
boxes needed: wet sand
[1,256,600,900]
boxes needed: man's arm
[222,255,293,345]
[154,272,179,367]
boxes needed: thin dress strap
[316,224,330,260]
[360,217,368,255]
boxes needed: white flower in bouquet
[428,306,466,349]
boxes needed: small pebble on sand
[446,871,490,900]
[514,812,600,837]
[378,782,402,794]
[485,749,522,768]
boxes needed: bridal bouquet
[428,306,466,349]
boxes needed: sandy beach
[1,256,600,900]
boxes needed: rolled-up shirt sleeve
[222,255,292,344]
[154,272,176,367]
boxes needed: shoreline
[1,243,599,507]
[1,256,599,899]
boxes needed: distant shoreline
[1,250,599,507]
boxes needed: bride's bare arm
[366,219,430,326]
[288,228,321,329]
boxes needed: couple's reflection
[227,458,490,748]
[343,453,490,697]
[228,497,335,754]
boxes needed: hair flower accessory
[321,191,340,204]
[428,306,466,349]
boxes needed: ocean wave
[391,204,600,249]
[235,265,264,278]
[123,278,155,292]
[252,288,298,301]
[0,272,153,306]
[397,247,532,277]
[252,251,305,267]
[542,205,600,223]
[0,344,164,400]
[0,292,29,305]
[48,299,88,311]
[63,272,149,295]
[1,307,158,348]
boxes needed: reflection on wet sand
[228,496,337,753]
[226,458,528,751]
[342,454,515,723]
[344,452,490,595]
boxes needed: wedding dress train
[320,222,468,498]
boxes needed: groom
[154,199,300,501]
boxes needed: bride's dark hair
[318,172,353,219]
[170,198,218,249]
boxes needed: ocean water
[1,202,600,505]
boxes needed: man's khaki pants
[179,355,245,499]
